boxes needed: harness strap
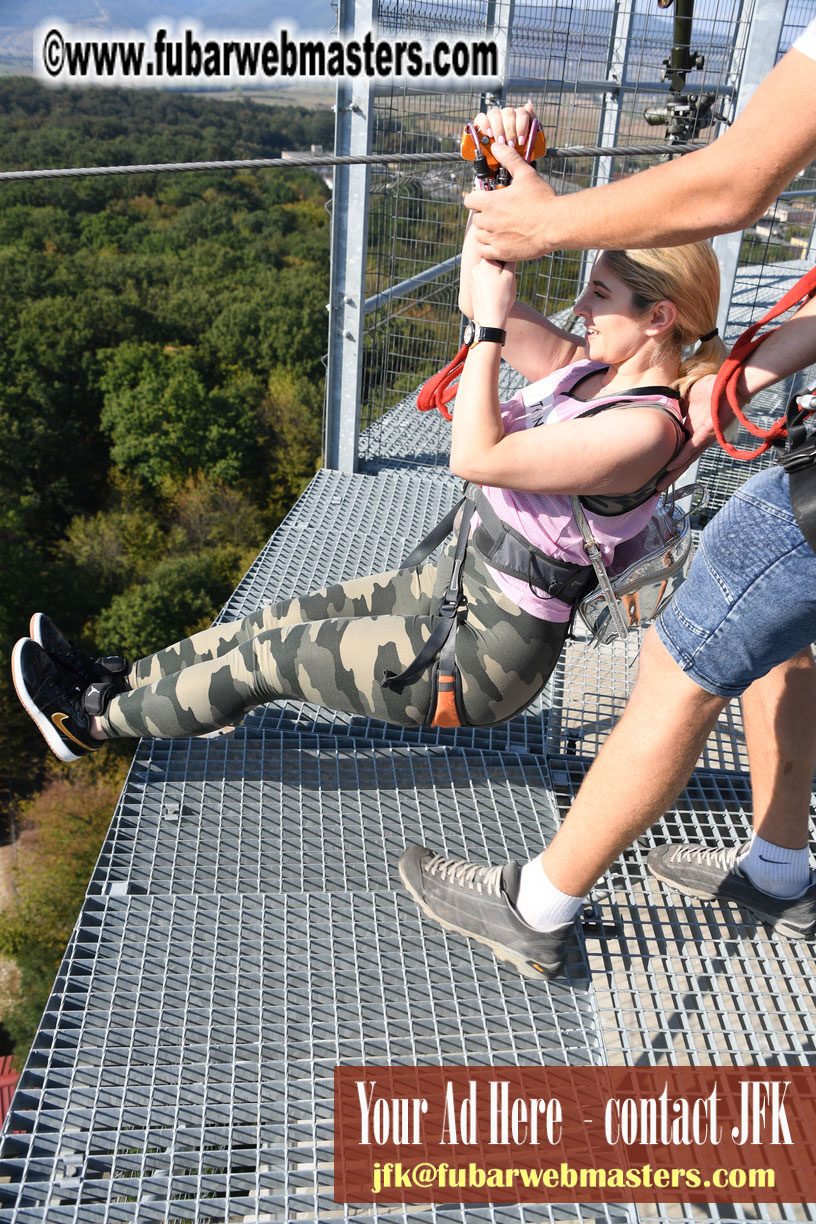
[466,486,597,602]
[399,497,465,569]
[575,399,688,516]
[711,264,816,459]
[779,392,816,554]
[569,495,634,640]
[380,498,475,695]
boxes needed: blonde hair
[602,242,727,398]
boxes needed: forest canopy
[0,80,333,1055]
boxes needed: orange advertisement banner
[334,1065,816,1204]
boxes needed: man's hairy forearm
[534,150,753,251]
[469,47,816,260]
[542,47,816,252]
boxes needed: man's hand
[464,142,558,261]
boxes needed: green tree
[99,342,259,491]
[0,767,127,1063]
[93,548,245,659]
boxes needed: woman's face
[573,255,658,367]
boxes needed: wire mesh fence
[355,0,816,477]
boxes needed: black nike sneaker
[29,613,129,691]
[12,638,101,762]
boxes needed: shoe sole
[398,858,562,979]
[29,612,46,649]
[11,639,83,764]
[649,863,815,941]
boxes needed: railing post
[712,0,787,340]
[324,0,375,472]
[578,0,637,293]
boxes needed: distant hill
[6,0,336,27]
[1,1,337,70]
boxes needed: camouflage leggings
[98,537,569,740]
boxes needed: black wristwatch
[463,320,506,349]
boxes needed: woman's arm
[450,260,678,491]
[459,225,582,382]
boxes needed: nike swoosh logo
[51,712,88,750]
[758,855,786,864]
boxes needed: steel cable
[0,142,702,182]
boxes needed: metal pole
[324,0,375,473]
[712,0,787,343]
[578,0,637,294]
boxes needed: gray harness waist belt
[464,485,597,604]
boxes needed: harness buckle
[779,440,816,474]
[438,595,467,621]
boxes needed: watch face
[464,321,475,348]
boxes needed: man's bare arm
[660,295,816,485]
[467,47,816,261]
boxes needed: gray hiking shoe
[647,842,816,939]
[399,844,579,978]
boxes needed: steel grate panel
[87,739,563,898]
[550,756,816,1072]
[237,693,554,754]
[216,468,460,624]
[0,893,615,1224]
[546,631,750,773]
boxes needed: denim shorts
[656,466,816,698]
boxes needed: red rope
[712,264,816,459]
[416,342,469,421]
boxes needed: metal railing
[326,0,816,473]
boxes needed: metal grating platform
[0,893,612,1223]
[550,756,816,1070]
[0,461,622,1223]
[216,467,461,623]
[87,739,567,899]
[4,256,816,1221]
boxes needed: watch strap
[466,322,506,349]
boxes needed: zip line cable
[0,141,701,182]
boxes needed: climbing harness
[574,485,705,645]
[385,376,692,721]
[380,484,598,727]
[710,263,816,553]
[379,496,474,728]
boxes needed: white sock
[738,834,812,899]
[515,854,585,931]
